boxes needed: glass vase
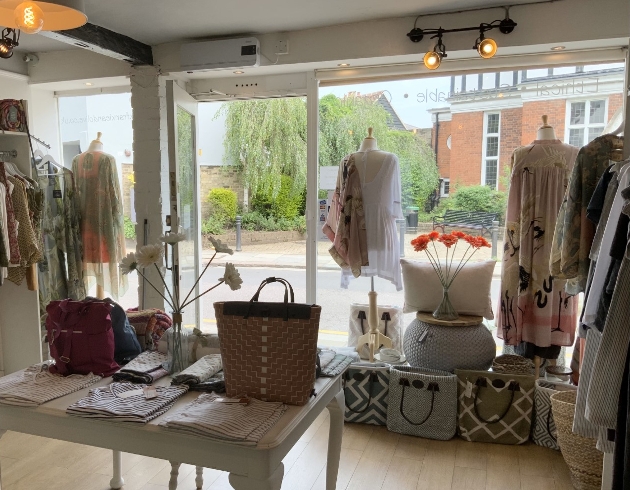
[166,312,190,374]
[433,287,459,321]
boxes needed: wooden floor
[0,412,575,490]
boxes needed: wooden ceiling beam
[40,23,153,66]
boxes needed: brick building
[430,66,625,196]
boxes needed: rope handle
[344,370,379,414]
[244,277,296,320]
[399,378,439,426]
[473,377,519,424]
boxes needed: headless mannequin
[86,132,105,300]
[355,128,393,361]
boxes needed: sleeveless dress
[340,151,403,291]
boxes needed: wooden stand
[96,284,106,300]
[356,278,392,362]
[534,355,557,378]
[415,312,483,327]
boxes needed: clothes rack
[28,135,51,150]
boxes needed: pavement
[205,234,504,277]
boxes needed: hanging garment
[0,182,9,275]
[324,151,403,290]
[72,151,127,299]
[323,154,369,280]
[498,140,579,348]
[550,134,624,294]
[7,175,42,286]
[38,171,86,322]
[0,162,20,265]
[613,341,630,489]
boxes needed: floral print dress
[498,140,579,348]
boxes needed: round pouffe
[403,313,496,372]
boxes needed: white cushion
[400,258,495,319]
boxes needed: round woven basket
[492,354,535,375]
[550,390,603,490]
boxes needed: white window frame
[440,178,450,198]
[565,98,609,147]
[481,112,501,190]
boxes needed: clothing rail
[29,135,51,150]
[0,150,17,159]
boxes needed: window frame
[564,97,609,147]
[481,111,501,190]
[441,178,450,198]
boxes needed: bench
[432,210,499,237]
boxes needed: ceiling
[15,0,546,53]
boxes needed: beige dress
[497,140,579,348]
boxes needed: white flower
[159,231,186,245]
[209,236,233,255]
[222,263,242,290]
[119,253,138,275]
[136,244,164,268]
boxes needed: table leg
[325,389,345,490]
[110,450,124,489]
[169,462,181,490]
[195,466,203,489]
[0,430,5,490]
[228,462,284,490]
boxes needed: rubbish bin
[406,206,419,230]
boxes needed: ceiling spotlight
[85,82,93,86]
[0,28,19,59]
[476,35,497,59]
[551,46,566,51]
[233,70,244,74]
[338,63,350,67]
[0,0,87,33]
[424,31,446,70]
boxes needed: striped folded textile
[320,354,354,377]
[172,355,222,386]
[0,363,101,407]
[66,382,188,423]
[126,308,173,350]
[160,393,287,446]
[113,351,169,385]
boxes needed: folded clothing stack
[172,355,222,386]
[188,371,226,394]
[66,382,188,423]
[113,351,169,384]
[126,308,173,350]
[318,349,354,377]
[160,392,287,446]
[0,363,101,407]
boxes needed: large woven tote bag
[387,366,458,440]
[214,277,321,406]
[455,369,535,445]
[532,380,577,450]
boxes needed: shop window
[441,179,450,197]
[482,112,500,189]
[566,99,607,147]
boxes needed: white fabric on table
[66,382,188,423]
[172,354,222,386]
[0,363,101,407]
[160,392,287,446]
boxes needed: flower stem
[449,246,479,287]
[181,252,216,308]
[431,241,446,284]
[154,263,177,309]
[136,269,174,310]
[424,250,447,286]
[181,280,224,310]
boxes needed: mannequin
[498,116,580,376]
[323,127,403,361]
[72,132,127,301]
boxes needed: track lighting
[0,28,19,59]
[0,0,87,33]
[407,7,517,70]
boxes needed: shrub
[240,211,306,233]
[451,185,507,221]
[252,175,303,220]
[201,215,226,235]
[123,216,136,240]
[207,188,237,222]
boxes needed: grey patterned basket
[492,354,535,376]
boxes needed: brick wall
[608,93,624,121]
[449,112,484,188]
[521,99,566,145]
[499,108,523,190]
[432,119,452,179]
[122,163,246,220]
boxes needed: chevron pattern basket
[344,364,390,425]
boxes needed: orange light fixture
[477,37,497,59]
[423,51,441,70]
[0,0,87,32]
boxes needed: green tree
[218,98,307,198]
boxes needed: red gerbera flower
[428,231,440,240]
[411,235,430,252]
[438,233,458,248]
[451,231,466,239]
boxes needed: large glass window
[482,112,500,189]
[566,99,607,147]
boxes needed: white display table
[0,374,344,490]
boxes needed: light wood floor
[0,412,575,490]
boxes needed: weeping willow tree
[217,98,307,198]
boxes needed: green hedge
[252,175,303,220]
[207,188,237,222]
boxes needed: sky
[320,76,452,129]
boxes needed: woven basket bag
[492,354,535,376]
[550,390,603,490]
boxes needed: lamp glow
[0,40,13,59]
[14,2,44,34]
[477,38,497,59]
[423,51,441,70]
